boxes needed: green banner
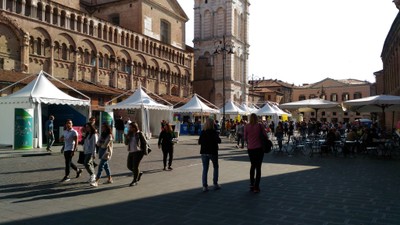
[14,108,33,150]
[101,111,114,126]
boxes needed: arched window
[342,93,350,101]
[160,20,171,44]
[353,92,362,99]
[330,93,338,102]
[299,95,306,101]
[98,54,103,68]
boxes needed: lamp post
[214,35,234,135]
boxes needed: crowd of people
[48,113,390,193]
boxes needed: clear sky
[177,0,399,86]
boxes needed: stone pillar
[112,69,118,88]
[20,0,26,15]
[65,13,70,29]
[156,69,161,94]
[41,4,45,21]
[73,49,79,81]
[20,33,30,73]
[94,54,99,83]
[130,64,134,90]
[11,0,16,13]
[32,39,37,55]
[167,72,171,95]
[49,44,54,75]
[48,8,53,24]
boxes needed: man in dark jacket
[115,116,124,143]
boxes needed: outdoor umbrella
[280,98,340,120]
[343,94,400,129]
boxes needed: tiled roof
[0,70,126,96]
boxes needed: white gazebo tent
[271,103,291,121]
[0,71,91,149]
[105,87,172,138]
[173,94,220,115]
[255,102,280,126]
[240,103,258,114]
[173,94,219,134]
[220,100,247,115]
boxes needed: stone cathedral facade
[192,0,250,107]
[0,0,193,111]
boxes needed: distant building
[248,79,295,106]
[292,78,373,123]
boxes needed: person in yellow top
[225,120,232,137]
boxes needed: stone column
[20,33,30,73]
[94,54,99,83]
[20,0,26,15]
[73,49,79,81]
[156,69,161,94]
[130,64,134,90]
[65,13,70,29]
[49,44,54,75]
[47,8,52,24]
[11,0,16,13]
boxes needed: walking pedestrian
[82,122,98,186]
[244,113,266,193]
[275,122,284,151]
[125,122,147,186]
[45,115,55,152]
[115,116,124,143]
[59,119,82,182]
[236,120,245,148]
[93,122,114,187]
[198,118,221,192]
[158,123,176,170]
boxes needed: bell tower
[192,0,250,107]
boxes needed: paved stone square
[0,136,400,225]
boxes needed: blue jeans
[96,147,111,178]
[201,154,219,187]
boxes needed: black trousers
[127,151,144,182]
[247,148,264,188]
[64,151,78,177]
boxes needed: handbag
[259,124,272,154]
[102,151,110,160]
[77,151,85,164]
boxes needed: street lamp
[214,35,234,135]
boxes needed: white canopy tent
[343,94,400,129]
[0,71,90,149]
[239,103,258,114]
[255,102,280,126]
[220,100,247,115]
[105,87,172,138]
[280,98,340,120]
[256,103,278,116]
[173,94,219,114]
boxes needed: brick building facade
[0,0,193,113]
[379,2,400,129]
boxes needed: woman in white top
[83,122,98,185]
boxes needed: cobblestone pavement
[1,136,400,225]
